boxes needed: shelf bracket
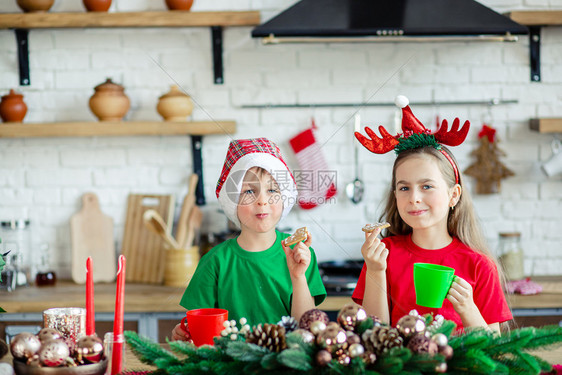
[211,26,224,85]
[190,135,206,205]
[530,26,541,82]
[14,29,30,86]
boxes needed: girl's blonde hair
[379,146,506,284]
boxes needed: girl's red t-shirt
[352,234,513,330]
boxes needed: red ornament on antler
[354,95,470,154]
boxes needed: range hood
[252,0,528,44]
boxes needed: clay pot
[16,0,55,12]
[157,85,194,121]
[88,78,130,122]
[0,89,28,123]
[165,0,194,11]
[83,0,111,12]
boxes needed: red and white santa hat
[216,138,298,228]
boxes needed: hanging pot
[88,78,130,121]
[157,85,194,121]
[165,0,194,11]
[83,0,111,12]
[16,0,55,13]
[0,89,28,123]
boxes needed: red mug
[180,308,228,346]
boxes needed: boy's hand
[361,228,388,272]
[172,322,192,342]
[283,232,312,280]
[447,276,478,315]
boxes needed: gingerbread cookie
[362,222,390,233]
[283,227,309,246]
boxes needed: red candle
[86,257,95,336]
[111,255,126,375]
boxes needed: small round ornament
[406,333,438,355]
[431,333,448,348]
[38,339,70,367]
[316,324,347,352]
[346,331,361,345]
[299,309,330,331]
[396,315,426,340]
[439,344,454,360]
[435,362,448,373]
[37,327,62,342]
[291,329,315,344]
[10,333,41,360]
[337,353,351,366]
[362,352,377,365]
[316,349,332,366]
[337,303,367,331]
[309,321,327,336]
[348,343,365,358]
[26,354,40,367]
[75,335,104,363]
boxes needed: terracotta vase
[16,0,55,13]
[88,78,130,122]
[83,0,111,12]
[157,85,194,121]
[165,0,194,11]
[0,89,28,123]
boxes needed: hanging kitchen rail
[507,10,562,82]
[0,10,260,86]
[240,99,518,109]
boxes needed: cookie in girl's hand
[362,222,390,233]
[283,227,309,246]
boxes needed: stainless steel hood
[252,0,528,44]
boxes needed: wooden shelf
[0,120,236,138]
[507,10,562,26]
[0,10,260,29]
[530,118,562,133]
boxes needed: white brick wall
[0,0,561,278]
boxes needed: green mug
[413,263,455,308]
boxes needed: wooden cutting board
[121,194,175,284]
[70,192,116,283]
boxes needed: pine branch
[226,341,269,362]
[167,339,198,357]
[124,331,180,366]
[448,348,498,374]
[277,348,313,371]
[518,325,562,350]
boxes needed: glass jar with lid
[497,232,524,281]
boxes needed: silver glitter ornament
[309,321,327,335]
[10,333,41,360]
[337,303,367,331]
[37,328,62,343]
[348,343,365,358]
[38,339,70,367]
[316,324,347,353]
[396,315,426,341]
[75,335,104,364]
[431,333,448,348]
[291,329,315,344]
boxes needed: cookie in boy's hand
[362,222,390,233]
[283,227,309,246]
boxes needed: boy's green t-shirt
[179,230,327,325]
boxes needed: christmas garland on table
[124,304,562,375]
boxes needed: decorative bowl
[16,0,55,13]
[13,358,108,375]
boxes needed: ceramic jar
[165,0,194,11]
[83,0,111,12]
[157,85,194,121]
[16,0,55,12]
[88,79,130,122]
[0,89,28,123]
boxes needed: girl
[351,96,512,334]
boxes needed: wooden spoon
[143,209,181,249]
[182,205,203,250]
[175,173,199,246]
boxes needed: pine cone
[362,326,403,356]
[277,316,298,333]
[246,324,287,352]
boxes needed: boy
[172,138,326,341]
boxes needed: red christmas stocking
[289,120,337,210]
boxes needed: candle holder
[43,308,86,353]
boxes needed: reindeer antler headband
[354,95,470,184]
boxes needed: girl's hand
[447,276,478,315]
[361,228,388,272]
[283,232,312,280]
[171,322,192,342]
